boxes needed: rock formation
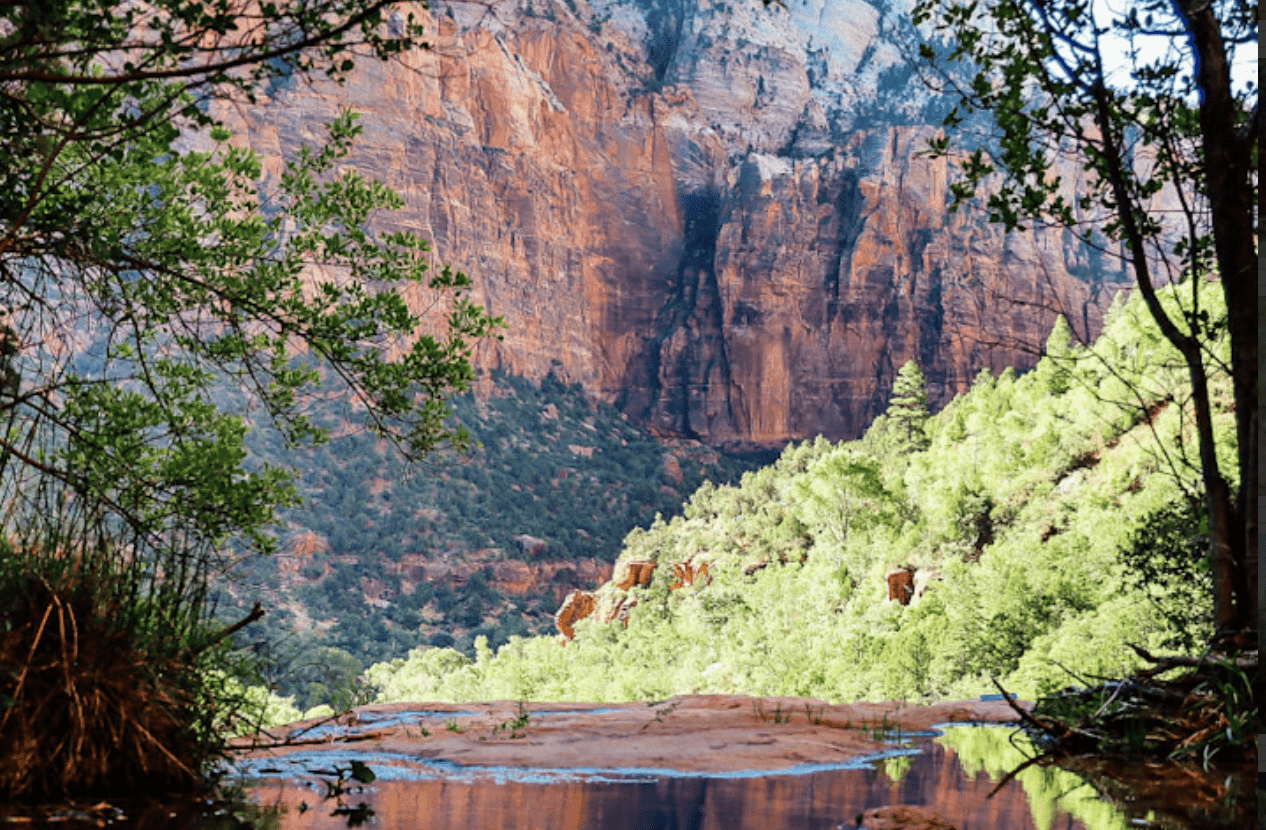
[859,805,959,830]
[554,590,598,639]
[601,593,639,627]
[614,559,658,590]
[220,0,1126,446]
[912,567,941,603]
[885,567,915,605]
[513,534,550,558]
[389,553,612,600]
[556,559,653,637]
[556,551,713,636]
[669,557,710,590]
[886,565,941,605]
[238,698,1076,830]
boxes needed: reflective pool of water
[3,725,1250,829]
[234,725,1251,830]
[242,745,1036,829]
[235,727,1090,830]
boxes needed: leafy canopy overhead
[0,1,503,553]
[0,1,508,800]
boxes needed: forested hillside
[365,279,1233,705]
[219,371,763,709]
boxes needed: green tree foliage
[287,646,370,713]
[0,0,501,801]
[223,369,759,691]
[1117,498,1213,653]
[0,0,502,585]
[937,726,1140,830]
[367,281,1232,706]
[886,360,931,452]
[912,0,1257,640]
[1039,315,1076,395]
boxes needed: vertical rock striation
[224,0,1126,446]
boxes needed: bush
[1117,499,1213,652]
[0,533,242,802]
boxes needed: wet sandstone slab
[232,697,1068,830]
[233,694,1023,774]
[2,697,1245,828]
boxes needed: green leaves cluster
[914,0,1253,246]
[911,0,1257,636]
[0,1,424,100]
[1,3,503,555]
[0,4,503,786]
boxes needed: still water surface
[4,725,1249,829]
[235,726,1124,830]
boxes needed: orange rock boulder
[553,590,597,640]
[670,558,711,591]
[614,560,657,591]
[886,567,916,605]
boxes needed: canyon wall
[221,0,1126,446]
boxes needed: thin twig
[989,676,1046,733]
[1128,642,1258,674]
[986,750,1051,799]
[1091,680,1128,720]
[242,728,396,750]
[184,602,265,659]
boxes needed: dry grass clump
[0,544,221,803]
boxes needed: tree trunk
[1177,1,1258,636]
[1089,72,1248,642]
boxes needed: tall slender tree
[913,0,1257,643]
[887,360,932,453]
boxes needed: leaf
[348,760,376,783]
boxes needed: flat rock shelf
[228,695,1105,830]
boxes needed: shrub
[0,533,242,802]
[1117,499,1213,652]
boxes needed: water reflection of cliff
[247,734,1089,830]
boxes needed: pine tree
[1041,315,1075,395]
[887,360,931,452]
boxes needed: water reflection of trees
[881,754,913,787]
[938,725,1251,830]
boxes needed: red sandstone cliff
[220,0,1124,446]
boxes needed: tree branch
[0,2,405,86]
[186,602,265,658]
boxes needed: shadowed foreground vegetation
[0,523,228,802]
[939,725,1253,829]
[0,0,498,805]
